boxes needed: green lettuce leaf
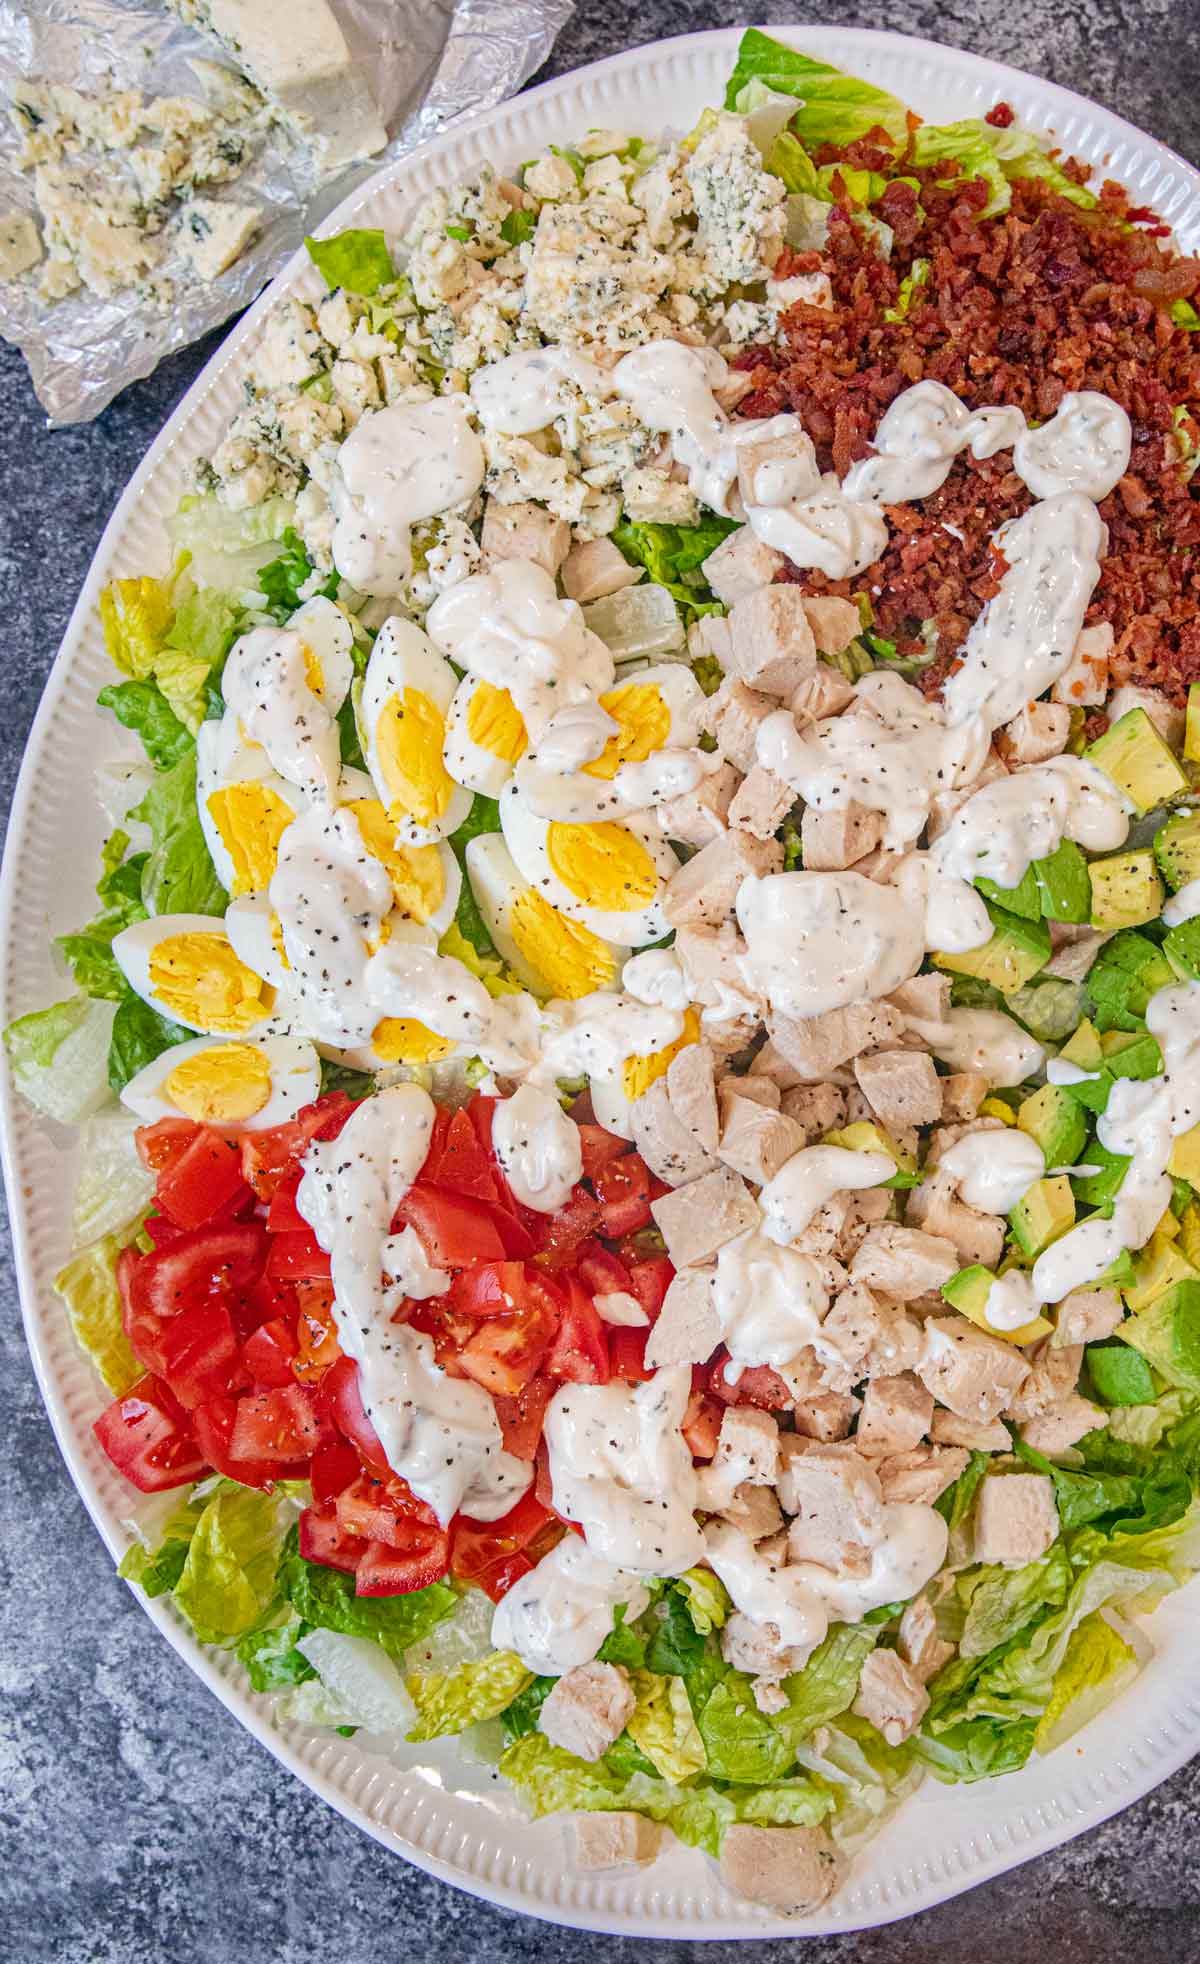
[97,679,193,769]
[797,1713,923,1841]
[611,514,738,618]
[696,1675,795,1784]
[172,1484,297,1644]
[53,1222,145,1394]
[57,834,149,1003]
[236,1614,317,1693]
[957,1541,1072,1659]
[130,749,227,916]
[725,31,909,146]
[500,1672,555,1741]
[676,1566,731,1634]
[277,1524,456,1657]
[626,1668,707,1781]
[912,1714,1037,1783]
[107,993,193,1094]
[1033,1610,1141,1753]
[884,257,930,322]
[597,1603,648,1668]
[258,526,340,622]
[72,1109,156,1244]
[158,588,244,731]
[406,1650,532,1740]
[100,569,179,680]
[306,228,397,297]
[909,122,1011,218]
[4,993,117,1123]
[771,1624,878,1742]
[1017,1433,1192,1537]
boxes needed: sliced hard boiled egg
[333,1016,461,1074]
[360,615,473,845]
[286,594,357,712]
[586,666,708,779]
[113,913,279,1036]
[466,832,620,1000]
[121,1032,320,1130]
[196,721,303,898]
[224,895,292,991]
[590,1006,703,1139]
[344,794,461,935]
[500,782,678,946]
[444,674,528,795]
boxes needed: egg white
[121,1032,321,1130]
[466,832,621,999]
[196,720,304,898]
[589,1007,703,1140]
[113,913,282,1037]
[286,594,357,713]
[499,782,678,945]
[444,674,528,796]
[514,664,711,822]
[341,794,462,936]
[360,615,473,845]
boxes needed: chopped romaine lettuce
[70,1109,155,1246]
[306,228,397,297]
[725,31,909,147]
[258,526,339,621]
[406,1650,532,1740]
[297,1627,416,1732]
[611,514,738,620]
[97,680,192,769]
[626,1668,707,1781]
[107,993,192,1094]
[4,993,117,1123]
[53,1222,145,1394]
[276,1525,456,1657]
[130,750,227,917]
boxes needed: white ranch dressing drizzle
[736,870,924,1017]
[268,802,394,1046]
[1012,391,1132,501]
[842,379,1026,506]
[380,1224,451,1303]
[712,1230,840,1390]
[363,928,494,1047]
[426,561,614,743]
[890,852,993,956]
[1164,879,1200,927]
[930,756,1130,891]
[469,345,607,435]
[939,1131,1046,1214]
[759,1145,895,1244]
[903,1005,1047,1086]
[221,627,341,805]
[544,1367,705,1574]
[490,1534,651,1677]
[296,1083,531,1525]
[330,398,484,596]
[491,1082,583,1213]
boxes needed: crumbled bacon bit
[986,102,1016,128]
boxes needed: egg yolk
[207,783,296,897]
[466,680,527,764]
[622,1007,702,1103]
[301,643,326,697]
[375,687,456,827]
[348,798,446,923]
[371,1017,457,1064]
[509,888,617,1000]
[148,933,275,1034]
[546,821,659,912]
[584,683,670,781]
[269,911,290,970]
[163,1044,273,1122]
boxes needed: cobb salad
[9,29,1200,1917]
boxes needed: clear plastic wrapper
[0,0,572,422]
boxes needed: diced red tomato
[127,1223,267,1326]
[481,1198,537,1258]
[492,1373,554,1460]
[471,1551,534,1601]
[264,1230,331,1282]
[421,1106,500,1203]
[309,1439,360,1508]
[153,1298,242,1407]
[135,1116,199,1174]
[142,1214,186,1250]
[298,1505,364,1573]
[242,1316,300,1388]
[292,1278,341,1382]
[235,1272,297,1341]
[608,1325,653,1382]
[449,1260,532,1319]
[239,1092,357,1201]
[319,1355,389,1473]
[576,1242,632,1299]
[708,1357,793,1410]
[458,1284,557,1396]
[191,1394,299,1490]
[355,1532,448,1597]
[230,1383,327,1464]
[155,1128,249,1231]
[335,1470,440,1547]
[576,1122,630,1183]
[682,1388,723,1458]
[399,1185,507,1267]
[531,1184,603,1268]
[265,1175,308,1235]
[449,1489,560,1599]
[93,1374,209,1492]
[466,1092,498,1153]
[625,1255,673,1320]
[545,1276,610,1385]
[590,1152,654,1236]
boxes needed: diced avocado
[1119,1279,1200,1392]
[1186,684,1200,765]
[1067,1029,1165,1114]
[1153,808,1200,891]
[934,901,1051,994]
[1094,1248,1136,1290]
[1032,840,1092,923]
[975,866,1041,921]
[1008,1174,1076,1258]
[1088,849,1165,930]
[1165,916,1200,981]
[1168,1124,1200,1185]
[1005,976,1088,1043]
[1086,706,1189,813]
[1157,1205,1182,1241]
[1059,1018,1104,1072]
[1016,1083,1088,1165]
[1087,930,1175,1032]
[1070,1143,1131,1208]
[1086,1342,1156,1406]
[823,1120,918,1188]
[1178,1202,1200,1268]
[1124,1232,1198,1312]
[979,1096,1018,1123]
[941,1264,1052,1345]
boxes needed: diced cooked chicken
[689,612,733,668]
[725,585,818,698]
[886,967,953,1031]
[819,1283,922,1383]
[481,498,570,576]
[1108,683,1184,748]
[916,1315,1032,1422]
[1052,1286,1124,1348]
[852,1647,930,1746]
[850,1225,959,1302]
[940,1072,988,1122]
[710,1405,781,1488]
[767,1002,905,1081]
[925,1116,1006,1167]
[1043,925,1114,983]
[926,748,1009,843]
[644,1267,720,1367]
[668,1042,720,1150]
[931,1409,1012,1451]
[720,1609,807,1679]
[632,1073,718,1187]
[779,1442,883,1571]
[973,1473,1059,1568]
[780,1081,848,1141]
[1004,1340,1083,1422]
[664,828,783,928]
[1052,621,1112,707]
[791,1390,857,1441]
[898,1593,954,1684]
[651,1165,760,1268]
[906,1169,1006,1268]
[711,677,778,772]
[799,597,863,657]
[789,664,857,726]
[853,1049,943,1130]
[876,1443,969,1504]
[1019,1395,1107,1455]
[854,1372,933,1457]
[539,1662,636,1762]
[701,526,785,607]
[674,921,758,1009]
[718,1073,781,1121]
[799,800,885,871]
[573,1811,660,1871]
[728,764,795,840]
[718,1824,845,1916]
[561,535,645,603]
[735,429,816,510]
[837,1188,896,1260]
[717,1096,808,1185]
[999,700,1072,765]
[657,761,741,846]
[718,1481,786,1540]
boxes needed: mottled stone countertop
[1,4,1198,1959]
